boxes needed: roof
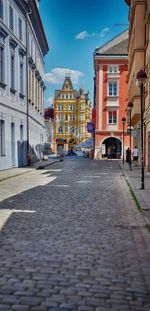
[125,0,131,5]
[95,30,128,56]
[62,76,73,90]
[54,77,90,100]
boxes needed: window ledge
[0,154,6,157]
[19,93,25,99]
[10,88,16,94]
[0,81,7,89]
[107,95,119,98]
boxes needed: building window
[79,115,85,121]
[58,126,63,133]
[0,45,4,83]
[10,54,15,89]
[57,115,65,121]
[79,125,84,133]
[9,6,14,31]
[19,18,22,41]
[0,0,3,18]
[108,82,118,96]
[58,104,64,111]
[70,126,75,133]
[0,120,5,156]
[108,66,118,73]
[108,110,117,124]
[80,104,85,110]
[70,115,75,121]
[20,62,23,94]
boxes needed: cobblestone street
[0,158,150,311]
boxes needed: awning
[75,138,94,149]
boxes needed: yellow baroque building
[53,76,92,152]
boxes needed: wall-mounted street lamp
[122,117,126,165]
[127,101,133,171]
[136,69,147,190]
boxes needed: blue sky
[39,0,129,107]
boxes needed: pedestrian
[126,147,131,164]
[132,146,139,166]
[107,147,112,160]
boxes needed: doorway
[102,137,122,159]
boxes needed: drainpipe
[26,6,32,166]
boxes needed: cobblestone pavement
[0,158,150,311]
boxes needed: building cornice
[0,102,45,128]
[28,0,49,56]
[94,55,128,60]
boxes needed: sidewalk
[119,160,150,226]
[0,158,59,182]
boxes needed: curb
[119,163,150,228]
[0,160,59,182]
[36,160,59,169]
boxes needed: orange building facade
[93,31,130,159]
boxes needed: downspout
[26,6,32,166]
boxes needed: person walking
[132,146,139,166]
[126,147,131,164]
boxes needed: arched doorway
[102,137,122,159]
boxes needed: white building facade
[0,0,48,170]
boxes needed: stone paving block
[0,160,150,310]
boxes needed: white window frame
[107,109,117,124]
[57,115,65,121]
[108,81,118,96]
[58,104,64,111]
[108,65,118,73]
[70,115,75,121]
[79,115,85,121]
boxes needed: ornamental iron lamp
[136,69,147,190]
[122,117,126,165]
[127,102,133,171]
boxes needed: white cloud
[99,27,110,38]
[75,27,110,40]
[44,68,84,84]
[75,31,89,40]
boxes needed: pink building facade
[94,31,130,159]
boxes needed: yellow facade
[53,77,92,152]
